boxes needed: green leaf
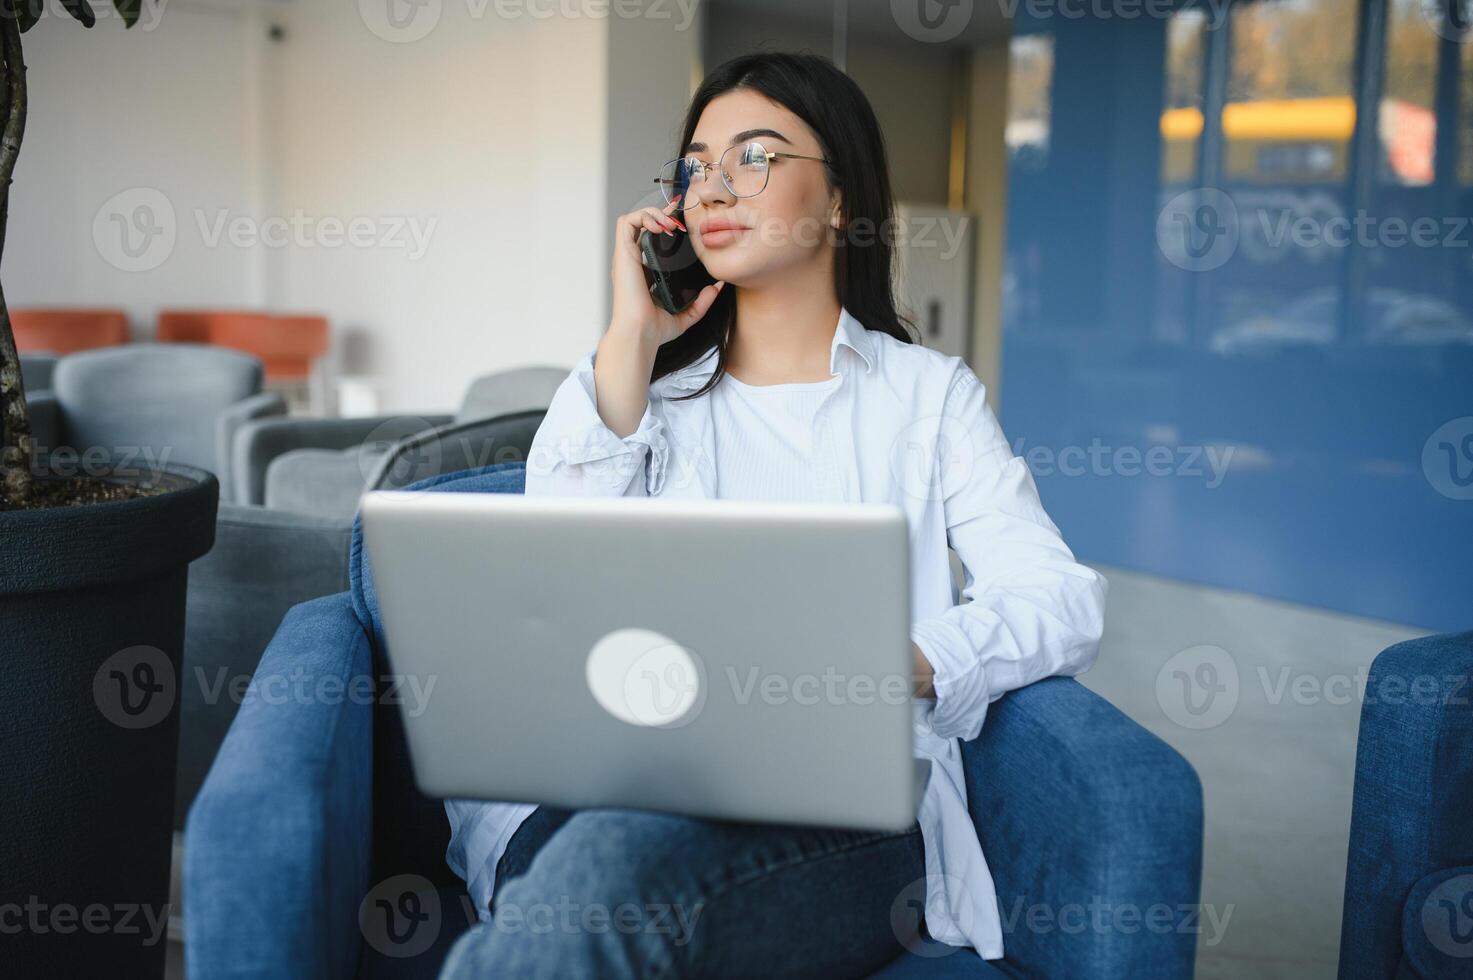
[61,0,97,28]
[113,0,140,28]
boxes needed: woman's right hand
[608,194,726,348]
[596,196,726,440]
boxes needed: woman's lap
[441,805,925,979]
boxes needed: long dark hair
[651,51,917,399]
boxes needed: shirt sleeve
[909,363,1109,742]
[524,346,671,497]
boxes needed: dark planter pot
[0,459,218,978]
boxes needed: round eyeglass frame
[653,140,832,207]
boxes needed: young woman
[441,52,1107,978]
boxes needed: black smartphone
[640,215,716,315]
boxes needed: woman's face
[680,89,841,286]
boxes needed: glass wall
[1002,0,1472,631]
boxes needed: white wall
[261,1,611,412]
[703,3,959,206]
[7,0,269,321]
[603,4,703,320]
[6,0,703,415]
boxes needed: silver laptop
[359,490,923,832]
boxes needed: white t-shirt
[710,372,842,503]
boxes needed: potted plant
[1,4,219,976]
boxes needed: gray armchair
[19,351,57,392]
[27,343,285,498]
[21,353,60,445]
[231,365,567,518]
[175,408,547,827]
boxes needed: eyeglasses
[653,140,832,207]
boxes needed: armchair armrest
[364,410,545,490]
[1338,631,1473,980]
[231,413,451,505]
[1399,865,1473,979]
[184,592,374,980]
[25,390,61,452]
[215,391,288,503]
[963,676,1204,978]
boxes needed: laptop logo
[585,628,706,729]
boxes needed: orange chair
[10,309,129,353]
[156,309,242,343]
[204,314,329,384]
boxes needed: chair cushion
[349,461,527,658]
[265,446,386,519]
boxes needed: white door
[894,204,976,361]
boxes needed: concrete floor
[164,563,1433,979]
[1079,562,1431,979]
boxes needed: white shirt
[445,306,1108,960]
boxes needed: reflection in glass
[1381,0,1439,185]
[1228,0,1357,102]
[1462,38,1473,186]
[1006,35,1053,169]
[1003,33,1054,331]
[1225,0,1359,185]
[1162,8,1207,184]
[997,0,1473,630]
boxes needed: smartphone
[640,215,716,315]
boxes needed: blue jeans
[439,805,926,979]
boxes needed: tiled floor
[164,563,1431,979]
[1079,562,1430,979]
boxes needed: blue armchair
[1338,630,1473,979]
[185,461,1205,979]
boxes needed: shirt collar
[656,306,876,394]
[830,305,878,375]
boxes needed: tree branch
[0,13,33,505]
